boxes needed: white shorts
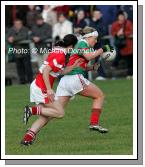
[55,74,90,98]
[30,80,48,104]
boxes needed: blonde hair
[78,26,96,36]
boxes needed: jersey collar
[79,39,90,47]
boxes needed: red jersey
[35,48,66,91]
[66,39,91,78]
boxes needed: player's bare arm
[42,65,55,102]
[83,48,103,61]
[61,58,85,75]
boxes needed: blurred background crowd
[5,5,133,85]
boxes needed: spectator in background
[53,13,73,40]
[68,6,92,23]
[119,5,133,22]
[6,19,33,84]
[41,5,57,26]
[30,15,52,67]
[53,5,70,15]
[70,5,91,15]
[73,10,87,34]
[111,11,133,78]
[26,5,40,30]
[89,10,107,80]
[96,5,118,35]
[89,9,106,37]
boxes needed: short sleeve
[72,40,92,58]
[47,53,65,72]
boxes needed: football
[101,49,116,61]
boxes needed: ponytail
[77,28,85,36]
[54,34,78,48]
[54,40,65,47]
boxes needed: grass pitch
[5,79,133,155]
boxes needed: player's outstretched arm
[61,58,84,75]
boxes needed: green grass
[5,79,133,155]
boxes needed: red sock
[90,108,101,125]
[23,129,36,142]
[31,105,42,115]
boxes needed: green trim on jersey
[70,39,91,57]
[66,67,87,78]
[67,40,91,77]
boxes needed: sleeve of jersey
[77,41,92,56]
[48,56,64,72]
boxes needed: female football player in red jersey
[21,34,82,145]
[55,27,113,133]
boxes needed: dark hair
[94,8,101,12]
[14,19,22,23]
[36,15,43,20]
[77,9,85,14]
[54,34,78,47]
[58,12,67,18]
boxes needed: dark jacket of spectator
[96,5,118,34]
[6,26,29,42]
[73,10,87,29]
[6,19,33,84]
[74,19,87,29]
[26,6,40,29]
[89,18,106,37]
[6,25,29,58]
[30,20,52,53]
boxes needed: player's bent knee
[94,92,105,100]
